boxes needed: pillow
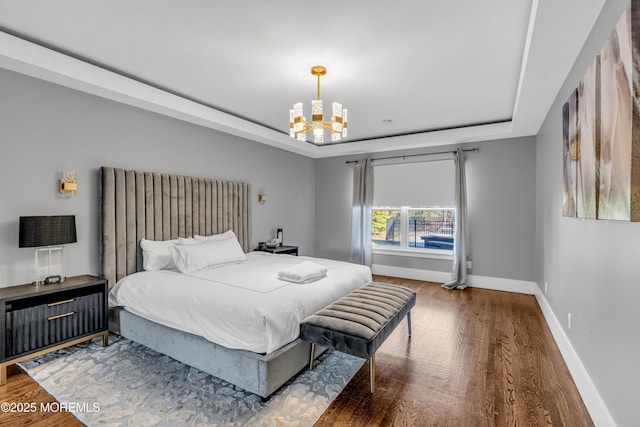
[178,237,199,245]
[194,230,236,242]
[169,237,248,273]
[140,238,179,270]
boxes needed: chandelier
[289,66,348,144]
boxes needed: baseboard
[534,288,617,427]
[371,264,451,284]
[466,274,537,294]
[371,263,616,426]
[370,264,537,294]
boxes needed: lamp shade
[19,215,77,248]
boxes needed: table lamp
[19,215,77,285]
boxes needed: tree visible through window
[372,208,401,247]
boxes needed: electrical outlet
[465,261,472,269]
[567,313,572,330]
[544,281,548,293]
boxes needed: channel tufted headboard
[100,167,251,288]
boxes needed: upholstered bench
[299,282,416,393]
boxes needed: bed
[101,167,372,397]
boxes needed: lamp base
[34,246,65,286]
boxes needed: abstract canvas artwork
[562,90,579,218]
[562,2,640,221]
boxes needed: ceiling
[0,0,607,158]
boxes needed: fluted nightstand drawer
[4,292,105,358]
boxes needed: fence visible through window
[372,208,455,250]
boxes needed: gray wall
[535,0,639,425]
[315,136,537,284]
[0,68,315,287]
[313,154,355,262]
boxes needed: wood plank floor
[0,365,82,426]
[316,276,593,426]
[0,276,593,426]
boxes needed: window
[372,207,455,251]
[372,208,401,247]
[372,159,455,254]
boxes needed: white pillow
[178,237,199,245]
[194,230,236,242]
[140,238,179,270]
[169,237,247,273]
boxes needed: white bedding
[108,252,372,354]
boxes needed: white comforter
[108,252,372,354]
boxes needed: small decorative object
[289,65,348,144]
[59,170,78,197]
[19,215,77,285]
[258,241,266,249]
[258,190,267,204]
[276,228,284,247]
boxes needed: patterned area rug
[19,335,363,426]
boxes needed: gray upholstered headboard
[100,167,251,288]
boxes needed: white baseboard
[466,274,537,294]
[371,264,537,294]
[534,289,617,427]
[371,264,451,284]
[371,263,616,426]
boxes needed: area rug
[18,335,363,426]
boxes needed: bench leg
[369,353,375,393]
[407,310,412,337]
[309,343,316,370]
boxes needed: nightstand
[256,245,299,256]
[0,274,108,385]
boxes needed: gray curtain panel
[100,167,251,288]
[443,148,468,290]
[349,159,374,266]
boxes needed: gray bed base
[109,308,325,398]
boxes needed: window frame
[371,206,455,260]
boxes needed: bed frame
[101,167,322,397]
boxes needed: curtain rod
[345,148,478,165]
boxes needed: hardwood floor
[316,276,593,426]
[0,276,593,426]
[0,365,82,426]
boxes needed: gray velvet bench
[299,282,416,393]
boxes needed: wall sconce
[59,171,77,197]
[258,190,267,204]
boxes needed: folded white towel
[278,261,328,284]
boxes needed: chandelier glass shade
[289,66,347,144]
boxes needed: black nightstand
[256,245,299,256]
[0,274,109,385]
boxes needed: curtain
[349,159,374,266]
[442,148,468,290]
